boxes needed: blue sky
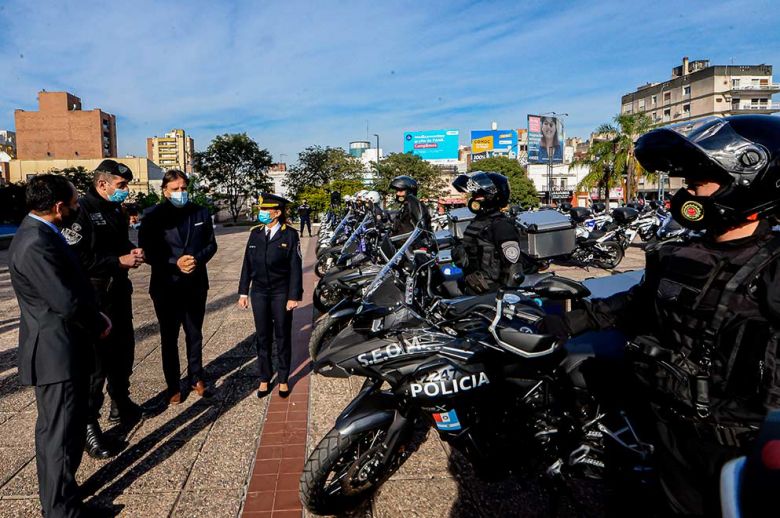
[2,0,779,163]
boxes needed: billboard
[527,115,564,164]
[470,130,518,161]
[403,129,459,163]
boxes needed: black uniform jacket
[138,201,218,297]
[9,216,106,386]
[238,223,303,300]
[62,187,135,307]
[392,195,431,235]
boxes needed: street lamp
[373,133,380,168]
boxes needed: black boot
[108,398,145,424]
[85,422,113,459]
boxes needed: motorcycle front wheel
[309,311,352,361]
[594,241,624,269]
[314,253,338,278]
[300,423,426,515]
[312,283,346,313]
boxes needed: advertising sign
[403,129,459,163]
[470,130,517,161]
[528,115,564,164]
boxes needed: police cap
[95,159,134,181]
[258,193,290,209]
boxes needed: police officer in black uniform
[547,115,780,516]
[63,159,145,459]
[390,175,431,235]
[452,171,530,295]
[238,194,303,398]
[298,199,313,237]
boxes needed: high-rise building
[621,57,780,124]
[147,129,195,172]
[14,91,117,159]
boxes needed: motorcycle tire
[594,241,624,269]
[313,283,345,313]
[300,423,426,515]
[314,253,338,278]
[309,312,351,361]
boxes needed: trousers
[152,289,207,393]
[250,290,293,383]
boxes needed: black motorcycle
[300,230,653,515]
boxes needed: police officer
[547,115,780,516]
[452,171,530,295]
[63,159,145,459]
[298,199,313,237]
[238,194,303,398]
[390,175,431,235]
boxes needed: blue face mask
[108,188,129,203]
[257,210,273,224]
[170,191,189,208]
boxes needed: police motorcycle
[300,229,653,515]
[316,207,354,255]
[315,210,360,277]
[315,212,375,280]
[565,207,625,269]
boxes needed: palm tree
[571,112,654,202]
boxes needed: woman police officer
[238,194,303,398]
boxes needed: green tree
[193,133,273,222]
[56,166,93,194]
[371,152,447,201]
[572,113,653,201]
[468,156,539,208]
[284,146,365,218]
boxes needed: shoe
[85,422,113,460]
[257,382,271,398]
[279,383,290,398]
[192,380,211,398]
[108,398,146,424]
[169,392,182,406]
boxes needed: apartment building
[147,129,195,172]
[621,57,780,124]
[14,91,117,159]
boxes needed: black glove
[538,314,571,340]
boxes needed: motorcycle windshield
[329,210,354,246]
[363,226,422,304]
[341,213,372,255]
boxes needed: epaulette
[250,224,265,232]
[283,224,298,233]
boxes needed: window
[732,78,741,88]
[639,99,646,110]
[683,104,691,114]
[652,111,658,121]
[752,78,761,86]
[760,98,769,104]
[683,85,691,96]
[663,109,671,122]
[663,91,671,103]
[651,95,657,105]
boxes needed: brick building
[14,91,117,160]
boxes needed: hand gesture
[119,253,144,269]
[177,255,197,274]
[99,312,112,339]
[238,296,249,309]
[131,248,146,263]
[286,300,299,311]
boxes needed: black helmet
[389,175,418,196]
[452,171,510,213]
[635,115,780,232]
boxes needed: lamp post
[373,134,380,166]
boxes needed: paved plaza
[0,225,645,517]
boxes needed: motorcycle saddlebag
[516,210,576,259]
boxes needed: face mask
[107,187,129,204]
[670,187,737,233]
[169,191,189,208]
[395,194,406,203]
[257,210,273,224]
[130,223,140,230]
[61,205,80,228]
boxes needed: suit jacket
[238,223,303,300]
[9,216,106,386]
[138,201,218,298]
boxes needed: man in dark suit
[9,174,111,517]
[138,170,217,404]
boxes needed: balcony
[730,83,780,93]
[730,102,780,113]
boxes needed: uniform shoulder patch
[501,241,521,264]
[250,224,265,232]
[62,227,83,246]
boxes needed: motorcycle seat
[438,293,497,318]
[496,326,558,356]
[578,229,605,243]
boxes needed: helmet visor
[452,172,497,195]
[636,117,768,183]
